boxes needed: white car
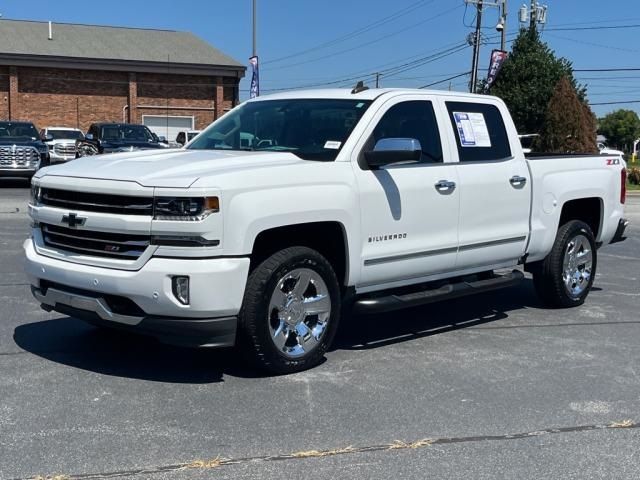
[40,127,84,163]
[26,88,628,374]
[175,130,201,146]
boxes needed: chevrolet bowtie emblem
[61,212,87,228]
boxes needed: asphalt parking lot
[1,178,639,480]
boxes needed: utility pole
[469,0,483,93]
[500,0,507,51]
[529,0,536,30]
[252,0,257,57]
[375,72,380,88]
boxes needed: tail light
[621,168,627,205]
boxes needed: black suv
[0,121,50,179]
[76,123,166,157]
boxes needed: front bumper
[0,168,37,177]
[49,152,75,163]
[24,239,250,347]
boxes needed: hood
[37,148,308,188]
[0,139,46,147]
[102,140,164,150]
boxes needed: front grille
[40,188,153,216]
[53,143,76,156]
[41,223,150,260]
[0,146,40,168]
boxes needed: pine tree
[490,29,585,135]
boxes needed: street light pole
[252,0,257,57]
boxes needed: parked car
[76,123,166,157]
[26,88,628,374]
[40,127,84,163]
[0,121,50,179]
[175,130,201,146]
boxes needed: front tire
[531,220,597,308]
[238,247,341,374]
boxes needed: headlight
[30,183,42,206]
[153,196,219,221]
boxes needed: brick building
[0,19,245,141]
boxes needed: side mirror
[85,133,94,141]
[364,138,422,169]
[44,133,54,142]
[158,136,167,144]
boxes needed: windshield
[48,129,84,140]
[0,123,40,141]
[188,99,372,161]
[101,125,155,143]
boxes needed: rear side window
[446,102,511,162]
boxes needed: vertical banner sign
[249,56,259,99]
[486,49,508,90]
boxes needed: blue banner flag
[249,56,259,98]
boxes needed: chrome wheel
[562,233,593,298]
[268,268,332,358]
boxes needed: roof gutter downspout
[122,105,128,122]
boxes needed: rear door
[353,95,460,289]
[442,99,531,269]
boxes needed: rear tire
[531,220,597,308]
[238,246,341,375]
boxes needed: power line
[590,99,640,106]
[419,71,471,89]
[263,4,463,72]
[545,23,640,31]
[263,0,434,65]
[575,68,640,72]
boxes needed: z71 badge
[606,158,620,165]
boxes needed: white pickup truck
[25,88,629,374]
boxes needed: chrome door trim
[364,236,527,266]
[364,246,458,266]
[458,236,527,252]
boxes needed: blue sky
[1,0,638,117]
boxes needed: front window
[101,125,155,142]
[188,99,372,161]
[47,129,84,141]
[0,123,40,141]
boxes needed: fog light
[172,276,190,305]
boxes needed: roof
[0,19,245,74]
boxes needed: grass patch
[627,182,640,191]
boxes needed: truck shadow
[14,280,544,382]
[334,280,543,351]
[12,318,249,383]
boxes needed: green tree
[536,77,598,153]
[598,109,640,152]
[489,29,585,134]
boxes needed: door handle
[435,180,456,192]
[510,175,527,187]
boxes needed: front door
[353,97,460,289]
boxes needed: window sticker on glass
[453,112,491,147]
[324,140,342,150]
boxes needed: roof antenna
[351,81,369,94]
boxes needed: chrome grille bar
[41,224,150,260]
[40,188,153,216]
